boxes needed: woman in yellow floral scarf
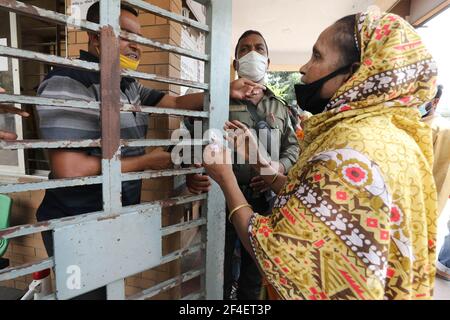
[204,10,438,300]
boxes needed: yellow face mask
[96,46,140,71]
[120,54,140,71]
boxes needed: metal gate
[0,0,231,300]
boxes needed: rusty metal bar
[161,218,206,237]
[0,46,207,88]
[0,175,102,193]
[120,31,209,61]
[0,1,207,61]
[122,104,209,118]
[0,139,101,150]
[99,2,122,214]
[123,139,207,148]
[0,0,100,33]
[0,258,54,282]
[160,243,205,265]
[100,0,125,300]
[0,93,99,110]
[0,195,206,241]
[123,0,209,32]
[123,69,209,90]
[122,167,205,182]
[0,93,209,118]
[0,45,99,71]
[0,139,206,150]
[127,268,205,300]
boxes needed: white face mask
[237,51,269,83]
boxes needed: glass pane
[0,11,19,167]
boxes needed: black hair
[86,1,138,24]
[333,14,360,68]
[234,30,269,58]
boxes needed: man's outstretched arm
[156,78,265,110]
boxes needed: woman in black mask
[295,15,360,115]
[202,10,439,300]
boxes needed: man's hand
[0,104,30,118]
[224,120,271,169]
[230,78,265,101]
[146,147,173,170]
[0,130,19,140]
[250,162,284,193]
[186,173,211,194]
[0,87,29,140]
[250,176,270,193]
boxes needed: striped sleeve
[138,83,165,107]
[36,75,101,155]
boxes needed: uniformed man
[187,30,299,300]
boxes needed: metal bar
[0,0,100,33]
[123,0,209,33]
[120,31,208,61]
[0,45,99,71]
[100,0,124,300]
[0,94,209,117]
[161,218,206,237]
[0,139,101,150]
[122,167,204,182]
[182,291,205,300]
[160,243,205,265]
[123,69,208,90]
[100,0,122,213]
[0,46,207,89]
[121,104,209,118]
[0,258,54,282]
[203,0,232,300]
[107,279,126,300]
[0,138,206,150]
[0,1,208,61]
[127,268,205,300]
[0,93,100,110]
[122,139,207,148]
[156,194,207,208]
[0,175,102,193]
[0,195,206,241]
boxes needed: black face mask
[294,64,352,115]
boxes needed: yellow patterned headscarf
[249,11,438,300]
[301,9,438,150]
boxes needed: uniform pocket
[229,110,254,129]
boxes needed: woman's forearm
[252,159,288,194]
[218,174,255,256]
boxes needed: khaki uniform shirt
[229,89,299,186]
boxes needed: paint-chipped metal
[123,0,210,32]
[0,0,231,301]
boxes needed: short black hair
[86,1,138,24]
[234,30,269,58]
[333,14,360,68]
